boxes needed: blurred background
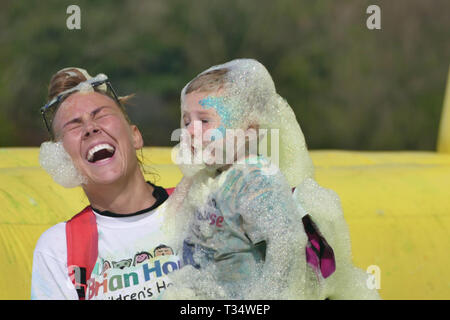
[0,0,449,150]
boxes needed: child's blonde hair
[184,68,229,94]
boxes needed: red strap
[66,206,98,300]
[166,187,175,196]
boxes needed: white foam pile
[39,141,86,188]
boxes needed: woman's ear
[130,125,144,150]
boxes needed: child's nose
[187,120,201,138]
[186,122,195,137]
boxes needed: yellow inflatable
[1,147,449,299]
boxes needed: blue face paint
[199,96,231,141]
[199,96,231,126]
[216,125,227,138]
[209,125,226,141]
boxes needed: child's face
[182,91,225,151]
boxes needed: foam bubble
[163,157,311,300]
[294,178,380,299]
[39,141,86,188]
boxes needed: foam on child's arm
[234,163,309,299]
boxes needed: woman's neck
[82,170,155,214]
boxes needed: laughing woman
[31,68,180,300]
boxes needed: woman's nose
[83,121,101,138]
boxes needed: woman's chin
[82,169,126,187]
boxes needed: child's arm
[234,164,308,299]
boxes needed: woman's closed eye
[95,113,109,119]
[94,109,113,120]
[68,123,82,131]
[63,119,82,133]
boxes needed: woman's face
[52,91,143,186]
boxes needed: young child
[163,59,380,300]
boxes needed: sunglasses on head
[40,74,122,139]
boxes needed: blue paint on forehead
[199,96,232,127]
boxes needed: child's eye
[201,119,209,124]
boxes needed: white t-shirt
[31,188,181,300]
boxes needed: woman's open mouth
[86,143,116,164]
